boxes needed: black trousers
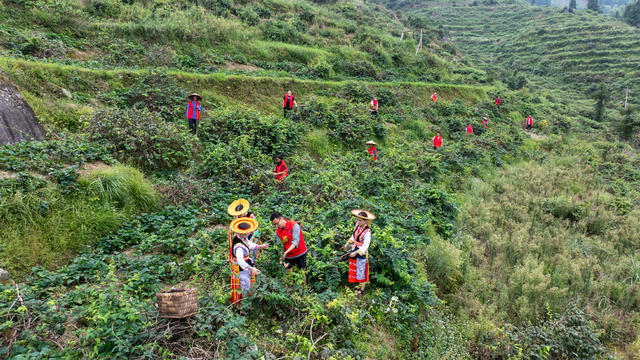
[188,118,197,134]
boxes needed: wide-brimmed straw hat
[227,199,249,216]
[188,93,202,101]
[365,140,376,146]
[351,209,375,220]
[230,217,258,234]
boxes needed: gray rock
[61,87,72,99]
[0,268,9,282]
[0,77,46,145]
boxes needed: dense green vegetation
[1,0,640,359]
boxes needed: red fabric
[283,95,294,109]
[275,160,288,181]
[431,93,438,102]
[348,258,369,283]
[367,146,377,161]
[371,99,378,109]
[495,97,501,106]
[482,119,488,128]
[527,116,533,125]
[276,220,306,258]
[187,101,200,119]
[433,136,442,148]
[467,125,473,134]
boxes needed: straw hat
[188,93,202,101]
[230,217,258,235]
[351,209,375,220]
[227,199,249,217]
[365,140,376,146]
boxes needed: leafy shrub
[82,165,158,212]
[86,107,194,171]
[426,237,464,294]
[340,81,373,102]
[542,196,588,222]
[87,0,121,18]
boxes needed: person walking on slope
[482,116,488,129]
[274,155,288,181]
[526,115,534,130]
[271,212,307,270]
[467,123,473,134]
[366,140,377,161]
[186,93,203,135]
[369,97,378,116]
[433,132,443,149]
[343,209,375,297]
[283,90,298,118]
[229,217,269,307]
[431,92,438,103]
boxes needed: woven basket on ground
[156,288,198,319]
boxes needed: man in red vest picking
[369,97,378,116]
[526,115,534,130]
[283,90,298,118]
[186,93,203,135]
[431,92,438,103]
[467,123,473,134]
[271,212,307,270]
[433,132,443,150]
[495,96,501,107]
[365,140,377,161]
[274,155,288,181]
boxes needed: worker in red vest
[495,96,501,107]
[526,116,533,130]
[186,93,202,135]
[365,140,377,161]
[369,97,378,116]
[271,212,307,270]
[431,92,438,103]
[274,155,288,181]
[467,123,473,134]
[482,116,488,129]
[433,132,443,149]
[283,90,298,118]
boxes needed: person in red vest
[283,90,298,118]
[369,97,378,116]
[343,209,374,296]
[433,132,443,149]
[467,123,473,134]
[526,115,534,130]
[431,92,438,103]
[271,212,307,270]
[274,155,288,181]
[365,140,377,161]
[186,93,203,135]
[495,96,501,107]
[482,116,488,129]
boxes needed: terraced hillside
[392,0,640,101]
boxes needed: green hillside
[1,0,640,359]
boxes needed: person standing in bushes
[495,96,501,107]
[369,97,378,116]
[433,132,443,150]
[467,123,474,134]
[229,217,269,307]
[271,212,307,271]
[343,209,374,296]
[283,90,298,118]
[431,92,438,103]
[186,93,203,135]
[274,155,288,181]
[366,140,378,161]
[526,115,534,130]
[482,116,489,129]
[228,199,260,287]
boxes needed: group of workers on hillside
[185,90,535,307]
[227,198,374,306]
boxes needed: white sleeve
[245,240,258,250]
[235,247,250,270]
[358,232,371,254]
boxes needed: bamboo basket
[156,288,198,319]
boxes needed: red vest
[276,220,306,258]
[495,97,501,106]
[187,101,200,119]
[431,93,438,102]
[467,125,473,134]
[371,99,378,108]
[527,116,533,125]
[283,95,294,109]
[433,136,442,147]
[275,160,288,181]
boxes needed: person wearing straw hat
[482,116,489,129]
[228,199,260,286]
[270,212,307,270]
[343,210,374,296]
[186,93,203,135]
[229,217,269,306]
[366,140,377,161]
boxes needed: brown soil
[224,62,261,72]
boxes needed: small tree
[623,1,640,27]
[569,0,577,10]
[618,106,640,139]
[587,0,601,12]
[591,83,609,122]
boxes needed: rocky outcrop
[0,79,45,145]
[0,268,9,282]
